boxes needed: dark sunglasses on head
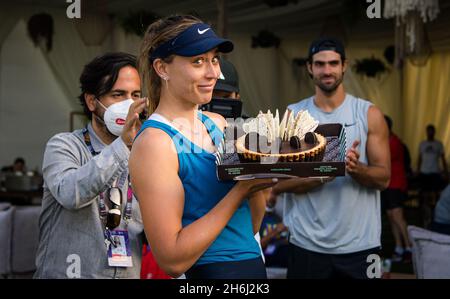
[105,187,122,230]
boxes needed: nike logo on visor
[198,28,210,34]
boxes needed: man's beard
[92,105,116,139]
[314,73,344,93]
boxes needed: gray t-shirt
[435,185,450,224]
[419,140,444,174]
[283,94,381,254]
[34,123,143,278]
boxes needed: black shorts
[419,173,446,192]
[185,257,267,279]
[381,189,407,211]
[287,243,381,279]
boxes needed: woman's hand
[236,178,280,197]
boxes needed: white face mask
[97,99,134,136]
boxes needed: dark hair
[14,157,25,165]
[384,115,392,131]
[78,52,137,119]
[426,124,435,131]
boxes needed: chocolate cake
[235,109,327,162]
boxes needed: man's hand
[275,223,287,234]
[346,140,363,176]
[121,97,148,149]
[268,176,335,203]
[344,106,390,190]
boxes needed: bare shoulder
[202,111,227,132]
[367,105,387,133]
[130,127,178,167]
[132,127,174,151]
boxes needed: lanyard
[82,126,100,156]
[82,126,133,223]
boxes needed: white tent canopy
[1,0,449,171]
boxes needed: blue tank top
[135,112,261,265]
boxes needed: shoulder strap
[198,112,224,147]
[134,119,193,154]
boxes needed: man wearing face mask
[34,53,146,278]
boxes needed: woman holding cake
[129,15,276,279]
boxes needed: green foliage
[120,11,160,37]
[353,56,388,78]
[27,13,54,52]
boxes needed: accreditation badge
[107,230,133,267]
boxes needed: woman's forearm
[153,183,248,277]
[249,190,269,234]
